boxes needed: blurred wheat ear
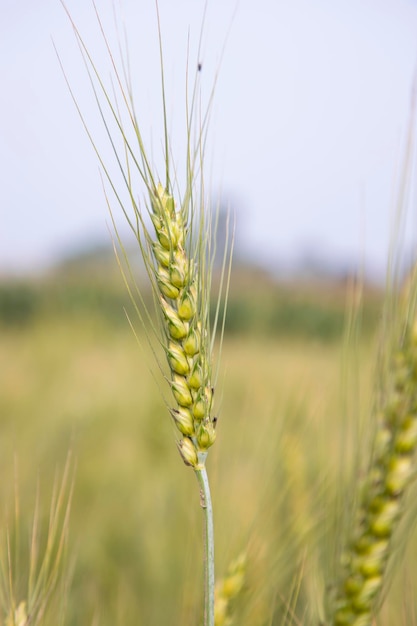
[58,3,232,625]
[214,552,247,626]
[328,84,417,626]
[0,455,74,626]
[331,304,417,625]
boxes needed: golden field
[1,270,416,625]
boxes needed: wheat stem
[195,465,215,626]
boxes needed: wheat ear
[150,183,217,466]
[143,181,219,625]
[214,552,246,626]
[331,313,417,625]
[59,5,232,624]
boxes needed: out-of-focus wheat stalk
[0,456,73,626]
[329,80,417,626]
[331,305,417,625]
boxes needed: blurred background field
[3,249,417,625]
[3,2,417,623]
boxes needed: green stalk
[195,464,215,626]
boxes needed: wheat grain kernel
[178,437,198,467]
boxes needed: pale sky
[2,0,417,280]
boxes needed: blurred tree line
[0,242,381,342]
